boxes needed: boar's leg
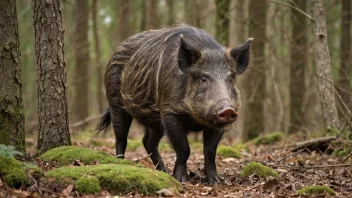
[161,113,190,182]
[110,108,133,158]
[203,128,224,184]
[142,127,168,172]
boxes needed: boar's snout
[216,105,238,124]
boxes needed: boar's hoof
[205,171,221,184]
[217,107,238,124]
[173,166,189,182]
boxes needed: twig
[267,0,313,21]
[337,121,348,139]
[278,148,309,163]
[69,114,103,129]
[304,164,352,169]
[341,152,352,163]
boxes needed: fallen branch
[291,136,336,152]
[304,164,352,169]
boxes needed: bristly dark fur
[96,108,111,134]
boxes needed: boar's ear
[178,34,201,73]
[226,38,253,74]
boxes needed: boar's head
[178,35,252,128]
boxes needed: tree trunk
[119,0,132,41]
[289,0,308,133]
[215,0,231,46]
[92,0,104,113]
[243,0,266,140]
[0,0,25,152]
[311,0,339,128]
[33,0,71,153]
[72,0,89,124]
[145,0,158,30]
[184,0,202,28]
[338,0,352,114]
[166,0,175,26]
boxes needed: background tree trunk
[337,0,352,115]
[92,0,104,113]
[145,0,158,30]
[0,0,25,152]
[243,0,267,140]
[33,0,71,153]
[184,0,202,28]
[119,0,132,41]
[215,0,231,46]
[72,0,89,124]
[166,0,175,26]
[289,0,308,133]
[311,0,339,129]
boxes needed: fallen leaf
[156,188,175,197]
[62,184,73,196]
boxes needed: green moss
[46,164,180,195]
[326,126,340,136]
[252,132,283,146]
[75,176,101,194]
[0,156,43,188]
[189,142,203,151]
[217,145,241,158]
[297,185,335,195]
[127,139,143,151]
[240,162,279,179]
[40,146,140,167]
[332,148,351,157]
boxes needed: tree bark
[243,0,267,140]
[215,0,231,46]
[33,0,71,153]
[92,0,104,113]
[311,0,339,128]
[72,0,89,124]
[184,0,202,28]
[145,0,158,30]
[289,0,308,133]
[338,0,352,113]
[0,0,25,152]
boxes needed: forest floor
[1,128,352,197]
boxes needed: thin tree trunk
[166,0,175,26]
[145,0,158,30]
[243,0,266,140]
[184,0,202,28]
[72,0,89,124]
[119,0,132,41]
[215,0,231,46]
[92,0,104,113]
[311,0,339,129]
[338,0,352,114]
[289,0,308,133]
[33,0,71,153]
[0,0,25,152]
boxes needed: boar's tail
[96,108,111,134]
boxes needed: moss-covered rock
[75,176,101,194]
[0,156,43,188]
[46,164,180,195]
[297,185,335,195]
[40,146,140,167]
[240,162,279,179]
[217,145,241,158]
[252,132,283,146]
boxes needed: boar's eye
[201,77,207,83]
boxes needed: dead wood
[291,136,336,152]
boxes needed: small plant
[297,185,335,195]
[0,144,23,158]
[240,162,279,179]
